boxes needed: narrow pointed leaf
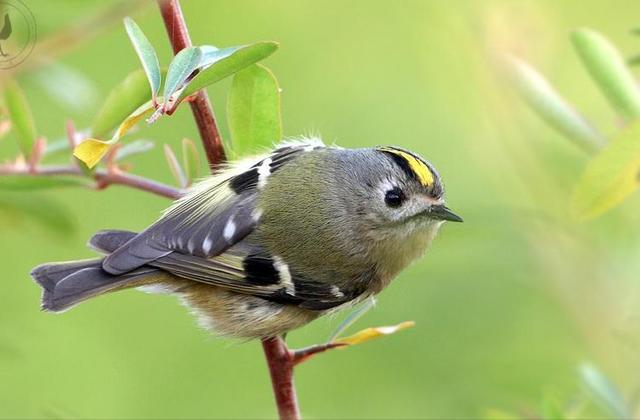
[91,69,166,138]
[571,120,640,220]
[328,297,376,342]
[198,45,240,69]
[507,56,603,152]
[124,17,161,101]
[0,193,75,234]
[228,64,282,155]
[4,80,36,157]
[164,144,187,188]
[334,321,415,346]
[0,175,92,191]
[163,46,202,100]
[115,139,154,161]
[571,28,640,120]
[30,63,98,112]
[580,364,631,419]
[181,138,200,185]
[178,42,278,102]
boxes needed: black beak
[429,205,463,223]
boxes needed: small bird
[31,139,462,338]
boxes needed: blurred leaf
[0,193,75,234]
[29,63,98,112]
[483,409,521,420]
[571,120,640,220]
[42,139,69,156]
[334,321,415,346]
[580,363,631,419]
[228,64,282,156]
[115,139,154,161]
[181,138,200,185]
[541,393,566,420]
[178,42,278,102]
[328,297,376,342]
[124,17,161,101]
[627,54,640,66]
[76,101,154,168]
[4,79,36,157]
[163,46,202,101]
[164,144,187,188]
[91,68,166,138]
[0,175,91,191]
[571,28,640,121]
[506,56,603,152]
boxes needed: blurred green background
[3,0,640,418]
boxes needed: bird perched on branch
[31,139,462,338]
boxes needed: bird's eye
[384,187,405,208]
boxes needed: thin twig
[158,0,226,168]
[0,164,184,200]
[292,342,348,366]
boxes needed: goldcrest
[31,139,462,338]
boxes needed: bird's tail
[30,230,159,312]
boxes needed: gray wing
[102,143,320,276]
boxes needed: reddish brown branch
[0,164,183,200]
[158,0,226,168]
[262,337,300,420]
[292,342,348,366]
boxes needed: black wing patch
[146,244,358,310]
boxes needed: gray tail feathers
[31,230,157,312]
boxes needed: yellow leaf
[73,138,111,168]
[333,321,415,346]
[114,105,154,140]
[571,120,640,220]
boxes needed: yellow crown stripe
[378,147,434,186]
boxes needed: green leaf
[181,138,200,185]
[91,69,166,138]
[163,46,202,101]
[124,17,161,101]
[0,193,75,234]
[227,64,282,155]
[541,393,566,420]
[4,79,36,157]
[579,363,631,419]
[506,56,603,152]
[571,28,640,121]
[115,139,154,161]
[0,175,91,191]
[198,45,239,68]
[178,42,278,102]
[328,297,376,342]
[571,120,640,220]
[30,63,98,112]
